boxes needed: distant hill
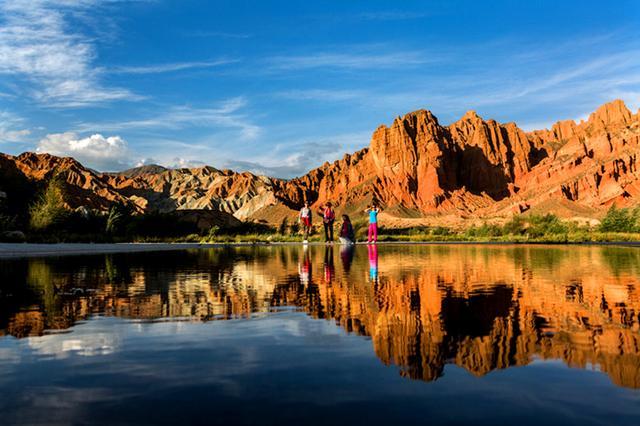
[113,164,168,178]
[1,99,639,226]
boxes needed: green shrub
[207,225,220,238]
[0,214,16,232]
[289,221,300,235]
[599,205,639,233]
[106,206,124,234]
[352,219,368,240]
[465,223,503,238]
[431,226,451,236]
[502,216,525,235]
[278,217,288,235]
[527,214,568,237]
[29,177,68,231]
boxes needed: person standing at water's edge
[365,204,380,244]
[299,201,312,243]
[339,214,355,245]
[318,202,335,243]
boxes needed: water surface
[1,244,640,425]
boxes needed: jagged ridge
[1,100,639,223]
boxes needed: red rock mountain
[1,100,639,225]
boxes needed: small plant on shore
[29,177,68,231]
[207,225,221,239]
[0,214,16,232]
[289,221,300,235]
[527,213,568,237]
[465,223,502,238]
[278,217,288,235]
[106,206,124,234]
[431,226,452,236]
[502,215,525,235]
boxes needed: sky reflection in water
[1,244,640,425]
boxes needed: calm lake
[1,244,640,425]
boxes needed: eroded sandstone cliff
[2,99,639,223]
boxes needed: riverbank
[2,239,640,258]
[0,242,226,258]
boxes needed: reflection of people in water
[323,245,335,284]
[367,244,378,281]
[298,245,312,286]
[340,243,355,273]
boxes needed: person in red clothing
[318,202,336,243]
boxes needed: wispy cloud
[269,36,640,128]
[0,111,31,143]
[111,59,239,75]
[269,50,434,71]
[186,30,252,39]
[224,131,370,178]
[75,97,261,140]
[356,11,429,21]
[275,89,365,102]
[0,0,139,107]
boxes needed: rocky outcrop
[2,99,640,223]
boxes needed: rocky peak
[460,110,482,122]
[2,99,639,224]
[587,99,632,129]
[115,164,168,178]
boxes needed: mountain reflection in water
[1,244,640,389]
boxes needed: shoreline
[1,240,640,258]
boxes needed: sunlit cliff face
[1,245,639,388]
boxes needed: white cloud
[0,0,138,107]
[111,59,239,75]
[224,132,370,178]
[0,111,31,143]
[135,157,159,167]
[275,89,365,102]
[186,30,252,39]
[37,132,131,170]
[170,157,206,169]
[270,50,434,71]
[75,97,261,140]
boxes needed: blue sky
[0,0,639,176]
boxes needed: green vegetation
[373,209,640,243]
[4,179,640,244]
[105,206,124,235]
[598,205,640,233]
[28,177,68,231]
[0,206,15,233]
